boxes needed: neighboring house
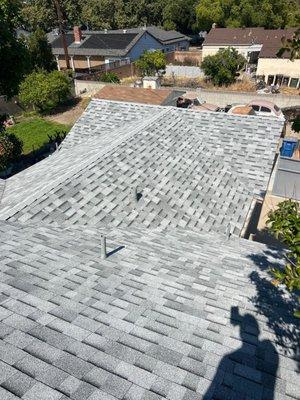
[202,27,300,88]
[50,26,162,71]
[94,85,185,106]
[0,100,296,400]
[117,26,190,53]
[50,26,189,72]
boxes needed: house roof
[0,99,297,400]
[118,26,190,45]
[51,31,144,57]
[0,99,284,236]
[94,86,182,106]
[0,219,298,400]
[203,28,297,58]
[51,26,189,56]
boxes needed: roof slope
[0,100,283,236]
[94,86,177,105]
[203,28,296,58]
[51,31,143,57]
[0,220,298,400]
[112,26,190,44]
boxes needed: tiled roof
[203,28,297,58]
[94,86,180,106]
[0,100,284,235]
[0,220,298,400]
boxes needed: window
[252,105,260,112]
[289,78,299,88]
[282,76,290,86]
[261,106,271,113]
[267,75,274,85]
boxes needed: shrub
[135,50,166,76]
[202,47,246,86]
[0,116,23,171]
[267,200,300,317]
[292,116,300,133]
[99,72,120,83]
[19,70,71,112]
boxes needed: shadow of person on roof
[247,247,300,372]
[203,306,278,400]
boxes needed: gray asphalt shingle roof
[0,99,283,236]
[0,99,298,400]
[51,31,144,57]
[0,221,298,400]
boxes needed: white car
[247,100,285,120]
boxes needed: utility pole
[53,0,70,69]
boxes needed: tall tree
[0,0,29,98]
[162,0,198,33]
[201,47,246,86]
[27,28,56,71]
[196,0,300,31]
[79,0,127,30]
[21,0,82,31]
[277,28,300,61]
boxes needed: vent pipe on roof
[132,186,139,205]
[123,29,127,33]
[226,223,233,239]
[101,235,107,259]
[104,28,108,34]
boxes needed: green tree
[292,116,300,133]
[267,200,300,317]
[201,47,246,86]
[0,0,30,98]
[162,0,198,33]
[0,115,23,172]
[21,0,83,31]
[99,72,120,83]
[19,70,71,112]
[135,50,166,76]
[27,28,56,72]
[277,28,300,61]
[196,0,300,30]
[81,0,127,29]
[195,0,224,31]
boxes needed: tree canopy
[27,28,57,72]
[267,200,300,318]
[196,0,300,31]
[0,0,29,98]
[19,0,300,34]
[201,47,246,86]
[135,50,166,76]
[19,70,71,112]
[0,115,23,172]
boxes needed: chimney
[73,26,82,44]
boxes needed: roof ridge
[0,179,6,206]
[0,109,169,221]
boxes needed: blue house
[50,26,190,72]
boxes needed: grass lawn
[8,117,71,154]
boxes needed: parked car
[247,100,285,120]
[227,105,256,116]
